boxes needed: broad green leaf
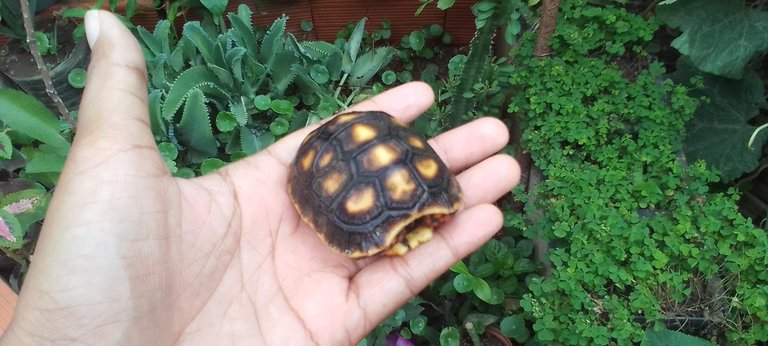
[0,89,70,149]
[643,328,717,346]
[200,158,226,175]
[59,7,87,18]
[23,144,67,174]
[675,60,768,181]
[472,277,493,303]
[449,261,470,275]
[500,315,530,342]
[240,127,274,154]
[177,89,218,156]
[0,209,23,249]
[346,18,367,67]
[1,188,48,229]
[200,0,227,17]
[154,20,172,56]
[439,327,460,346]
[657,0,768,78]
[0,132,12,159]
[208,64,234,88]
[437,0,456,10]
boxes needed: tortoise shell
[288,111,462,258]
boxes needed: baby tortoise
[288,111,462,258]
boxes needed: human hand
[0,11,520,345]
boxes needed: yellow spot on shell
[318,151,334,169]
[364,144,400,171]
[415,158,439,180]
[407,136,426,149]
[322,171,346,196]
[344,185,376,214]
[334,113,359,124]
[351,123,378,144]
[385,168,417,202]
[300,149,316,171]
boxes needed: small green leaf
[410,315,427,336]
[439,327,460,346]
[200,158,226,175]
[310,64,330,84]
[537,329,555,341]
[67,68,87,89]
[270,118,290,136]
[453,273,473,293]
[254,95,272,111]
[60,7,87,18]
[381,70,397,85]
[0,132,12,159]
[409,31,426,51]
[644,328,717,346]
[500,315,530,342]
[464,313,498,331]
[158,142,178,161]
[301,20,314,32]
[270,99,294,115]
[397,70,413,83]
[34,31,50,55]
[429,24,444,36]
[449,261,470,275]
[216,111,237,132]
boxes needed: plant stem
[534,0,560,57]
[0,247,27,273]
[19,0,77,128]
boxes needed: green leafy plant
[136,5,397,174]
[508,31,768,344]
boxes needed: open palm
[0,11,519,345]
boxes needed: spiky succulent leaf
[137,26,162,57]
[169,40,186,73]
[301,41,342,60]
[148,89,167,138]
[208,64,234,89]
[231,98,248,126]
[228,11,258,56]
[260,16,287,70]
[162,66,228,120]
[348,47,396,87]
[292,64,325,97]
[183,22,216,66]
[177,89,218,157]
[271,50,299,95]
[343,18,368,73]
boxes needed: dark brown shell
[288,111,462,258]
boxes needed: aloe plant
[135,4,397,173]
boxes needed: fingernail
[85,10,100,49]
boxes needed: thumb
[72,10,159,162]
